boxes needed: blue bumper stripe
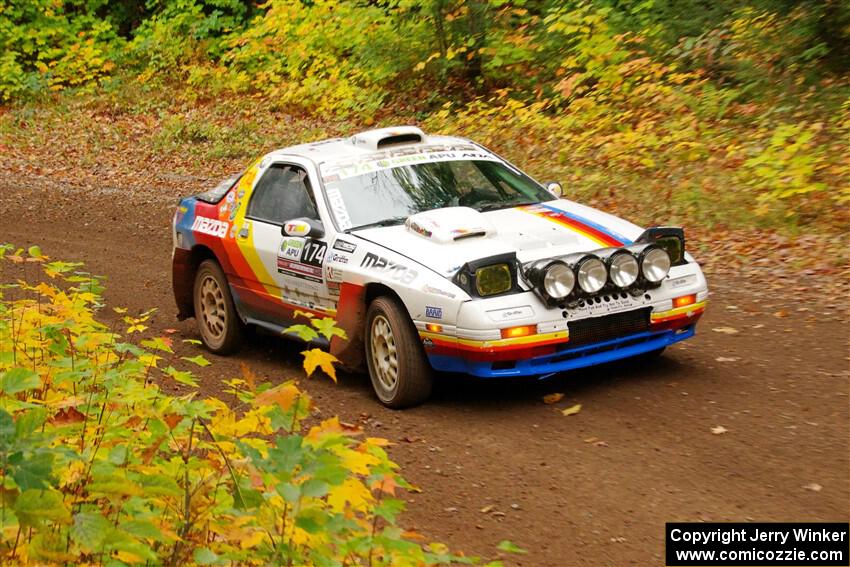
[427,326,696,378]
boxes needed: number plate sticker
[565,294,642,320]
[277,238,326,283]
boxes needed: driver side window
[247,164,318,225]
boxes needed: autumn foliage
[2,1,848,242]
[0,245,488,565]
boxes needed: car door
[242,162,334,322]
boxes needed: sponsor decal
[325,265,343,282]
[329,252,349,264]
[422,337,434,350]
[226,191,235,203]
[280,238,305,261]
[192,216,229,238]
[322,144,502,181]
[406,218,433,238]
[669,274,696,289]
[326,187,352,230]
[486,306,534,322]
[333,239,357,253]
[327,281,340,296]
[277,258,323,283]
[425,306,443,319]
[422,284,457,299]
[284,220,311,237]
[361,252,418,284]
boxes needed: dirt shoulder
[1,172,847,566]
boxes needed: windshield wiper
[476,200,539,212]
[347,215,409,232]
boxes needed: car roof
[264,126,489,168]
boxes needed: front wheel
[365,297,433,408]
[193,259,244,355]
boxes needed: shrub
[0,244,488,565]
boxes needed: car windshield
[321,159,553,231]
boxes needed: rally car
[171,126,708,408]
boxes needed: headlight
[635,227,686,266]
[641,246,671,283]
[608,251,639,288]
[475,263,513,296]
[543,262,574,299]
[577,257,607,293]
[454,253,519,298]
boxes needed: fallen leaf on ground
[715,356,739,362]
[561,404,582,416]
[803,483,822,492]
[774,310,789,317]
[711,426,728,435]
[543,392,564,404]
[480,505,495,514]
[713,327,739,335]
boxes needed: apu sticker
[192,216,229,238]
[280,238,305,261]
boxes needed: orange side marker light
[673,294,697,309]
[426,323,442,333]
[501,325,536,339]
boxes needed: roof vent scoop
[349,126,427,151]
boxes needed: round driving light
[609,252,639,288]
[543,262,574,299]
[577,257,607,293]
[641,247,671,283]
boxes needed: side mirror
[545,181,563,198]
[282,218,324,239]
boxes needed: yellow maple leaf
[327,477,374,513]
[239,530,266,549]
[301,348,338,382]
[254,382,300,411]
[561,403,582,416]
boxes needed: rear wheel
[365,296,433,408]
[193,259,244,355]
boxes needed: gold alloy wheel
[370,314,399,393]
[199,274,227,341]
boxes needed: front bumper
[427,324,697,378]
[419,260,707,378]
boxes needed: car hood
[351,199,645,277]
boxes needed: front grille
[566,308,651,346]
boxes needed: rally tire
[193,259,244,355]
[365,296,433,408]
